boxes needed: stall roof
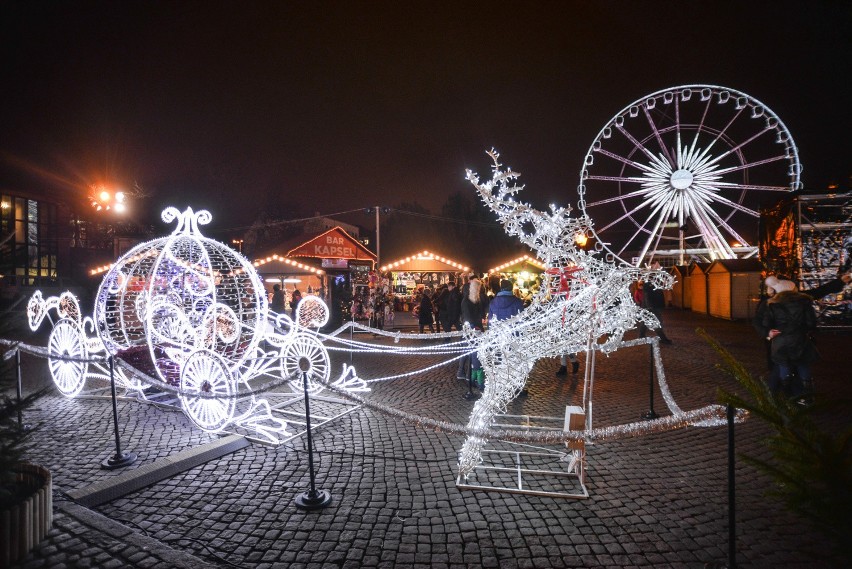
[688,262,712,276]
[669,265,689,278]
[286,227,375,261]
[707,258,764,274]
[380,250,470,272]
[252,254,325,275]
[488,254,546,274]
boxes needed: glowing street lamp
[90,185,127,213]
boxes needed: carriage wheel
[48,319,88,397]
[284,334,331,395]
[179,350,236,432]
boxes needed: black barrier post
[295,362,332,510]
[15,348,27,429]
[727,403,737,568]
[642,342,658,420]
[102,356,137,470]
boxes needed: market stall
[669,265,690,309]
[286,226,377,326]
[706,258,763,320]
[689,262,711,315]
[254,226,377,326]
[487,254,546,301]
[252,254,326,309]
[380,250,470,313]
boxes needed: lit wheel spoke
[179,350,236,432]
[48,319,88,397]
[284,335,331,395]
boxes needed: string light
[380,250,470,272]
[488,254,546,274]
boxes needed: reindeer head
[466,149,593,266]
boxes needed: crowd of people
[269,284,302,319]
[410,273,576,393]
[375,262,851,406]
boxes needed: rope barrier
[2,335,743,445]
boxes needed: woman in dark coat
[418,289,435,333]
[456,277,485,382]
[442,281,462,332]
[460,277,485,331]
[761,278,818,399]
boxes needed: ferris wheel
[577,85,801,266]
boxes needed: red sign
[288,227,376,261]
[314,234,355,257]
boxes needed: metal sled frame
[455,413,589,500]
[260,391,363,446]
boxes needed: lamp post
[365,207,390,268]
[232,239,244,254]
[87,185,129,256]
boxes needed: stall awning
[380,250,470,272]
[488,254,546,274]
[252,254,325,275]
[286,227,375,262]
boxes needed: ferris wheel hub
[670,169,693,190]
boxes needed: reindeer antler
[466,149,592,264]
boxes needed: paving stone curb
[56,501,222,568]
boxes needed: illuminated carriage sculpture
[27,206,345,442]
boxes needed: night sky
[2,1,849,233]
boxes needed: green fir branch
[696,327,852,563]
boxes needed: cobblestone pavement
[9,309,850,568]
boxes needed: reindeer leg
[458,354,530,477]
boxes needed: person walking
[441,280,462,333]
[753,275,782,392]
[555,353,580,376]
[433,283,447,333]
[487,278,527,394]
[761,277,819,403]
[418,289,435,333]
[487,279,524,322]
[270,284,285,314]
[289,289,302,320]
[456,276,485,381]
[756,271,850,394]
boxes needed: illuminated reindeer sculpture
[458,150,673,476]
